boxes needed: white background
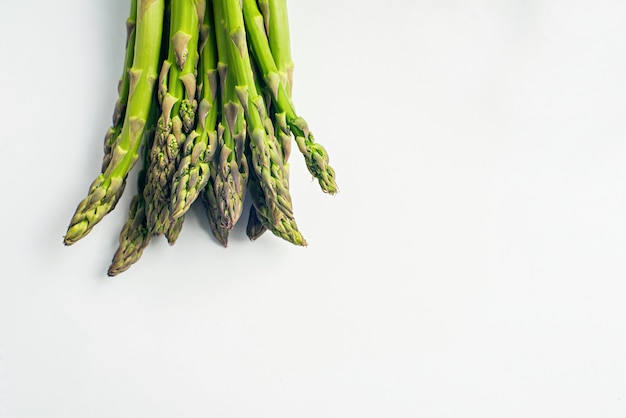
[1,0,626,417]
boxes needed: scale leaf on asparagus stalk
[64,0,165,246]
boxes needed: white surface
[2,0,626,417]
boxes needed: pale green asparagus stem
[243,0,337,195]
[218,0,296,230]
[103,0,138,171]
[107,102,158,276]
[256,0,270,43]
[170,1,218,220]
[143,0,202,243]
[64,0,165,245]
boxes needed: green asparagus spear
[202,179,229,246]
[103,0,138,171]
[246,168,306,245]
[212,0,249,239]
[215,82,249,234]
[200,0,229,246]
[244,60,304,242]
[64,0,165,246]
[143,0,203,243]
[258,0,293,94]
[245,204,266,240]
[170,1,218,221]
[107,101,158,276]
[218,0,298,237]
[243,59,282,241]
[243,0,337,195]
[200,0,243,246]
[244,1,288,241]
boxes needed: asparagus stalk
[170,1,218,220]
[243,0,337,195]
[107,101,158,276]
[244,60,282,241]
[213,0,249,240]
[143,0,203,243]
[200,0,226,245]
[244,0,286,241]
[201,170,228,245]
[246,168,306,245]
[103,0,138,171]
[245,68,305,242]
[215,74,249,234]
[218,0,298,235]
[64,0,165,246]
[258,0,293,94]
[108,180,150,276]
[201,0,242,246]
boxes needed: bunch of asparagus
[63,0,337,276]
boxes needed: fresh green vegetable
[108,101,158,276]
[64,0,165,246]
[220,0,296,229]
[103,0,138,172]
[64,0,337,275]
[243,0,336,195]
[170,2,218,221]
[203,0,249,246]
[143,0,203,243]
